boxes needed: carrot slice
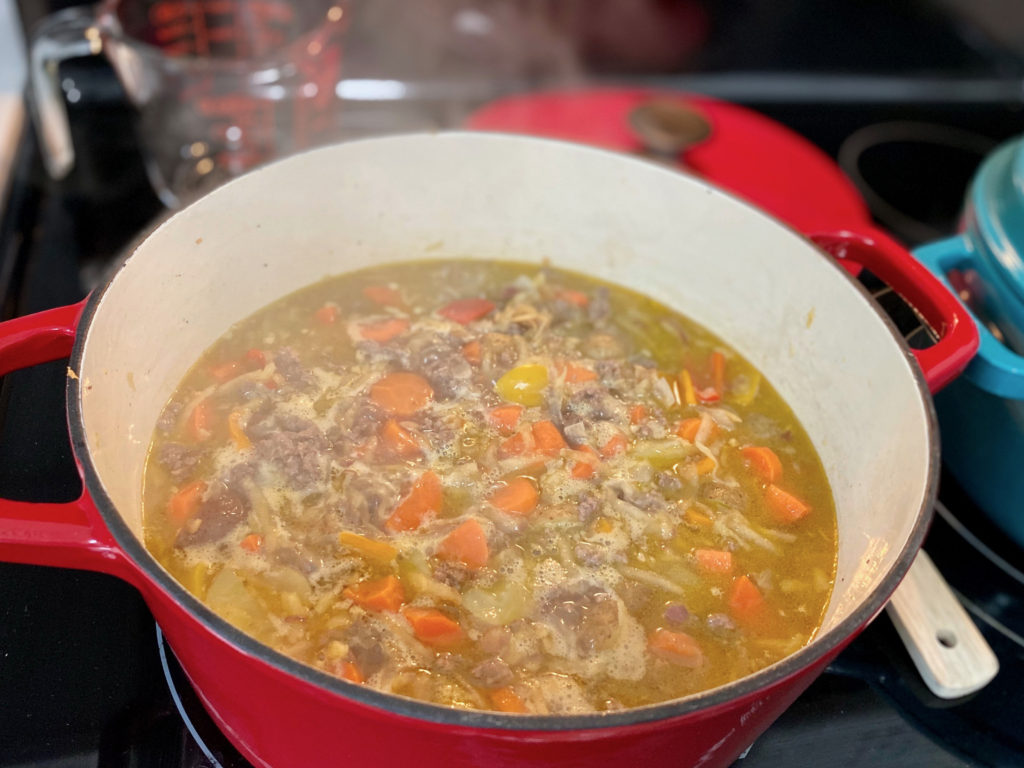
[370,372,433,416]
[711,351,726,396]
[239,533,263,553]
[168,481,206,524]
[497,428,532,459]
[188,400,212,442]
[571,460,595,479]
[532,420,567,457]
[729,575,765,623]
[385,471,442,532]
[210,360,242,383]
[436,518,489,570]
[765,484,810,523]
[362,284,403,307]
[563,363,598,383]
[600,433,628,458]
[488,404,523,435]
[676,418,701,442]
[648,628,704,668]
[741,446,783,484]
[488,477,539,516]
[340,661,364,684]
[343,574,405,613]
[694,548,734,574]
[629,404,648,425]
[439,298,495,325]
[554,288,589,307]
[228,409,251,450]
[462,340,482,366]
[379,419,422,459]
[403,606,465,649]
[315,304,338,325]
[358,317,410,344]
[491,687,529,713]
[245,348,266,368]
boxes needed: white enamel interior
[76,132,931,635]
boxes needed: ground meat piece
[481,333,520,370]
[541,584,620,656]
[255,419,330,489]
[562,421,587,446]
[576,493,601,523]
[407,332,473,399]
[618,580,652,614]
[156,402,183,434]
[700,482,746,509]
[574,541,626,567]
[274,347,316,389]
[563,385,628,425]
[345,618,388,677]
[157,442,202,483]
[175,490,248,548]
[433,560,471,589]
[588,287,611,323]
[471,657,514,688]
[655,472,682,492]
[664,603,690,624]
[336,473,399,529]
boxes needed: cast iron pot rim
[66,132,938,733]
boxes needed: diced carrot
[532,420,567,456]
[362,284,404,307]
[648,628,704,668]
[765,484,810,523]
[315,304,338,324]
[696,456,716,475]
[711,351,726,396]
[168,481,206,524]
[488,477,539,516]
[679,369,697,406]
[240,533,263,553]
[343,574,405,613]
[379,419,422,459]
[436,518,489,570]
[462,340,482,366]
[677,417,717,443]
[629,404,648,425]
[554,288,589,307]
[385,471,442,532]
[741,446,783,484]
[402,606,465,649]
[210,359,242,382]
[571,460,596,479]
[498,428,532,458]
[600,433,628,458]
[491,687,529,713]
[488,404,523,435]
[228,409,251,450]
[357,317,410,343]
[245,348,266,369]
[563,363,598,383]
[729,575,765,624]
[340,661,364,684]
[263,377,279,390]
[694,548,734,574]
[684,507,712,528]
[370,372,433,416]
[338,531,398,563]
[188,400,212,442]
[439,298,495,325]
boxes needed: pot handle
[914,235,1024,399]
[0,301,137,583]
[810,229,979,393]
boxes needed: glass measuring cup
[30,0,346,206]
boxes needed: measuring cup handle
[915,235,1024,398]
[28,6,101,179]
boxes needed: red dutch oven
[0,133,976,768]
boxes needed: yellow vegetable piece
[594,517,614,534]
[684,508,712,528]
[731,371,761,406]
[339,531,398,563]
[696,456,716,475]
[679,369,697,407]
[495,364,549,407]
[228,409,251,450]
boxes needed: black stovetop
[4,2,1024,763]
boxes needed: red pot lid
[465,89,872,235]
